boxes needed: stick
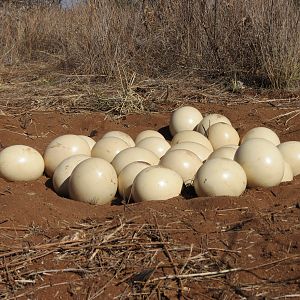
[153,215,185,295]
[150,255,300,282]
[151,267,241,281]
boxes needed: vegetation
[0,0,299,89]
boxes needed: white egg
[169,106,203,136]
[195,114,231,135]
[171,130,213,151]
[69,158,117,205]
[118,161,150,199]
[102,131,135,147]
[281,162,293,182]
[91,137,129,163]
[136,137,171,158]
[160,149,202,185]
[52,154,90,196]
[0,145,44,181]
[194,158,247,197]
[207,145,238,160]
[277,141,300,176]
[135,130,165,144]
[131,166,183,202]
[241,127,280,146]
[44,134,91,177]
[234,138,284,187]
[207,122,240,150]
[168,142,212,161]
[111,147,159,175]
[78,135,96,149]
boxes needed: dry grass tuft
[0,0,299,89]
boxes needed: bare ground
[0,63,299,299]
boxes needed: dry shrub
[0,0,299,88]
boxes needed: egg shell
[207,122,240,150]
[135,130,165,144]
[118,161,150,199]
[136,137,171,158]
[207,146,238,160]
[194,158,247,197]
[167,142,211,161]
[52,154,90,196]
[195,114,231,135]
[69,158,117,205]
[169,106,203,136]
[234,138,284,188]
[102,131,135,147]
[43,134,91,177]
[159,149,202,185]
[0,145,44,181]
[131,166,183,202]
[281,161,293,182]
[111,147,160,175]
[241,127,280,146]
[78,135,96,149]
[277,141,300,176]
[91,137,129,163]
[171,130,213,151]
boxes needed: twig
[179,244,194,274]
[150,255,300,282]
[246,255,300,271]
[25,267,91,277]
[153,215,185,295]
[270,109,300,120]
[273,294,300,299]
[151,268,241,281]
[217,207,248,212]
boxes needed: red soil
[0,102,299,299]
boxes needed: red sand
[0,102,299,299]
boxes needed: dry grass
[0,0,299,89]
[1,214,299,299]
[0,62,299,118]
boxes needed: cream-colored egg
[131,166,183,202]
[44,134,91,177]
[169,106,203,136]
[225,145,239,150]
[102,131,135,147]
[69,158,117,205]
[171,130,213,151]
[52,154,90,196]
[0,145,44,181]
[111,147,160,175]
[241,127,280,146]
[160,149,202,185]
[168,142,211,161]
[277,141,300,176]
[136,137,171,158]
[195,114,231,135]
[135,130,165,144]
[118,161,150,199]
[281,162,293,182]
[78,135,96,149]
[234,138,284,187]
[194,158,247,197]
[207,123,240,150]
[91,137,129,163]
[207,146,238,160]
